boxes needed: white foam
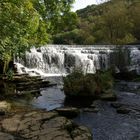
[15,45,140,76]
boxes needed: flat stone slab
[1,110,92,140]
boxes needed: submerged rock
[117,107,131,114]
[83,108,99,113]
[110,102,122,108]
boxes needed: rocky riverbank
[0,74,92,140]
[0,74,140,140]
[0,101,92,140]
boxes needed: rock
[111,103,140,114]
[71,126,92,140]
[100,90,117,101]
[0,132,15,140]
[0,101,11,115]
[83,108,99,113]
[117,107,131,114]
[56,107,80,118]
[90,103,96,108]
[16,80,50,91]
[110,102,122,108]
[1,110,92,140]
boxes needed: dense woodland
[0,0,140,74]
[54,0,140,45]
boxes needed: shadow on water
[0,80,16,100]
[0,77,65,111]
[0,80,40,109]
[64,96,94,107]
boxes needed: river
[7,76,140,140]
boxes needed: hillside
[53,0,140,45]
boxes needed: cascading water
[13,45,140,140]
[15,45,140,76]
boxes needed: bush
[63,69,114,98]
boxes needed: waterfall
[15,45,140,76]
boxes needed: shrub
[63,69,114,98]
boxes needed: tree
[129,1,140,40]
[0,0,49,73]
[97,1,135,44]
[32,0,77,34]
[0,0,76,74]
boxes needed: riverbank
[0,74,93,140]
[0,104,92,140]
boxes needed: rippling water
[74,82,140,140]
[8,77,140,140]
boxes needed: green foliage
[0,0,49,73]
[53,28,96,45]
[97,1,135,44]
[54,0,140,45]
[63,69,114,97]
[6,69,14,80]
[53,29,84,44]
[32,0,77,34]
[0,0,76,74]
[94,71,113,93]
[129,1,140,40]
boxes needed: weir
[15,45,140,76]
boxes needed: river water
[74,89,140,140]
[1,75,140,140]
[12,77,140,140]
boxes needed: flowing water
[7,76,140,140]
[24,80,140,140]
[15,45,140,76]
[74,82,140,140]
[13,45,140,140]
